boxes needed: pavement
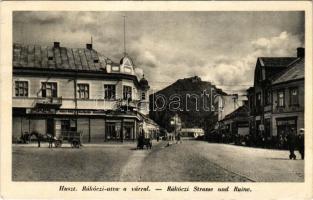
[12,140,304,182]
[189,141,304,182]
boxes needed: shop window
[105,122,121,140]
[15,81,28,97]
[277,90,285,107]
[289,87,299,106]
[42,82,57,98]
[77,84,89,99]
[104,85,116,100]
[123,86,132,101]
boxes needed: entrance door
[46,119,55,136]
[61,120,71,140]
[123,122,134,140]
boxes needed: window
[278,90,285,107]
[41,82,57,97]
[123,86,132,100]
[111,66,120,72]
[15,81,28,97]
[104,85,116,100]
[290,88,299,106]
[77,84,89,99]
[141,92,146,100]
[265,90,272,105]
[105,122,119,140]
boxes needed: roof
[223,105,249,121]
[259,57,298,68]
[272,58,304,85]
[13,43,112,72]
[256,57,298,81]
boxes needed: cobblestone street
[12,140,304,182]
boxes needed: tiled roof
[13,43,114,72]
[272,58,304,85]
[259,57,298,67]
[257,57,298,79]
[223,105,249,120]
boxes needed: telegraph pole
[123,15,126,56]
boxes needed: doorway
[46,118,55,136]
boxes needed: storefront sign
[56,109,106,115]
[26,108,56,114]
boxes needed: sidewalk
[12,141,140,148]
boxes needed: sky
[13,11,304,94]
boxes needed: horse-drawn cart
[48,131,82,148]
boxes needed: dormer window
[120,56,134,74]
[93,59,99,63]
[141,92,146,100]
[124,66,132,73]
[111,66,120,72]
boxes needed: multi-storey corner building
[12,42,157,143]
[247,48,304,141]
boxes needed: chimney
[86,43,92,50]
[297,47,305,58]
[53,42,60,48]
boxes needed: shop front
[12,108,141,143]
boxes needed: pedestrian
[287,129,297,160]
[47,134,53,148]
[297,129,304,159]
[278,135,284,149]
[176,132,182,144]
[37,133,41,148]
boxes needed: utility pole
[123,15,126,56]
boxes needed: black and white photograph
[12,11,305,182]
[0,1,312,199]
[11,10,306,182]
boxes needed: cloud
[198,31,303,93]
[13,12,65,25]
[251,31,303,56]
[13,12,304,94]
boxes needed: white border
[1,1,312,199]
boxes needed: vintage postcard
[0,1,312,199]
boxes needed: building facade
[12,42,157,143]
[247,48,304,143]
[219,104,250,137]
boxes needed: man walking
[287,129,297,160]
[297,129,304,159]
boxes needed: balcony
[34,97,62,108]
[273,104,303,114]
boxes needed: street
[12,140,304,182]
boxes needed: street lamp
[171,115,178,140]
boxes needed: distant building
[219,103,250,137]
[180,128,204,138]
[12,42,154,143]
[247,48,304,141]
[217,94,247,121]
